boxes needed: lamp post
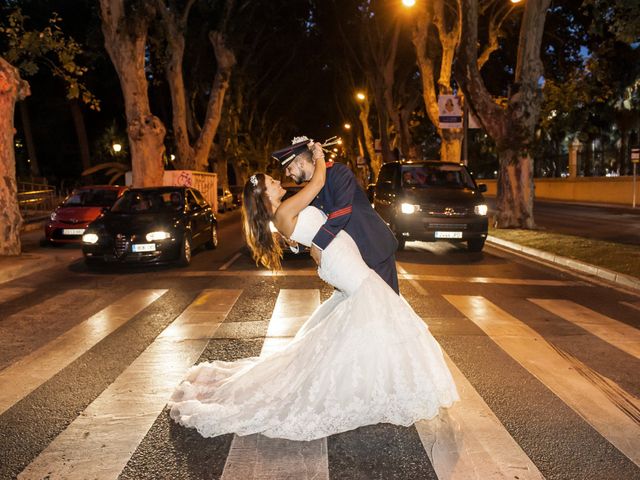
[112,143,122,154]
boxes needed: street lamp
[510,0,522,3]
[356,92,366,101]
[344,123,352,130]
[112,143,122,154]
[402,0,416,7]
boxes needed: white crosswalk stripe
[415,352,544,480]
[0,289,168,415]
[3,285,639,479]
[530,298,640,359]
[19,289,242,480]
[444,295,640,468]
[221,289,329,480]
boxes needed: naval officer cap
[271,136,313,168]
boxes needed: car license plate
[132,243,156,252]
[62,228,85,235]
[435,231,462,239]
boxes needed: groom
[272,137,400,294]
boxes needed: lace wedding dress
[169,206,459,441]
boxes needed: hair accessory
[249,174,258,187]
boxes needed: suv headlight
[50,212,58,221]
[401,203,420,214]
[82,233,99,244]
[474,204,488,215]
[146,231,171,242]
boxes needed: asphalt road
[488,199,640,245]
[1,210,639,479]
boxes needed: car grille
[423,206,471,216]
[115,234,129,256]
[428,223,467,230]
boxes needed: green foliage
[583,0,640,44]
[0,8,99,110]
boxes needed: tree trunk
[441,130,463,162]
[358,100,379,180]
[0,57,30,255]
[496,149,535,228]
[18,100,39,177]
[70,100,92,173]
[100,0,166,187]
[456,0,550,228]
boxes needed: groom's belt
[328,206,352,219]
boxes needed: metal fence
[17,181,61,220]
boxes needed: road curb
[487,235,640,292]
[0,253,61,286]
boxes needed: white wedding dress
[169,206,459,441]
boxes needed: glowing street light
[112,143,122,153]
[510,0,522,3]
[356,92,366,101]
[344,123,352,130]
[402,0,416,6]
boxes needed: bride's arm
[275,144,326,222]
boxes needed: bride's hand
[309,142,325,163]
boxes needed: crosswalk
[1,279,639,479]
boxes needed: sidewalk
[0,223,82,285]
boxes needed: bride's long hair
[242,173,283,271]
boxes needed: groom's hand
[310,245,322,265]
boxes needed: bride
[169,142,459,441]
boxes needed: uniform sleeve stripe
[328,206,353,219]
[321,226,336,237]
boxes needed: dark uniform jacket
[311,162,398,267]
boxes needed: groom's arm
[311,164,356,251]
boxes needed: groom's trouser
[372,255,399,295]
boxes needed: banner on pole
[438,95,463,129]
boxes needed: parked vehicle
[82,186,217,267]
[45,185,128,245]
[372,161,488,252]
[229,185,243,207]
[217,188,235,212]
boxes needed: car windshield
[401,165,476,189]
[110,190,184,213]
[63,189,120,207]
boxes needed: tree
[100,0,166,187]
[411,0,520,162]
[155,0,235,172]
[0,57,29,255]
[456,0,551,228]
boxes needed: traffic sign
[631,147,640,163]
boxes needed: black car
[82,186,218,267]
[372,161,488,252]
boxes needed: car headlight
[146,231,171,242]
[50,212,57,221]
[400,203,419,214]
[82,233,99,244]
[474,204,488,215]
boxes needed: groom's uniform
[310,162,400,294]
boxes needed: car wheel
[206,224,218,249]
[178,234,192,267]
[467,237,485,252]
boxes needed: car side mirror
[477,184,487,193]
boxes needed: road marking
[416,353,544,480]
[219,251,242,270]
[167,269,582,286]
[0,287,34,304]
[0,289,167,415]
[19,289,242,480]
[221,289,329,480]
[400,273,582,286]
[530,299,640,359]
[397,264,429,295]
[444,295,640,468]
